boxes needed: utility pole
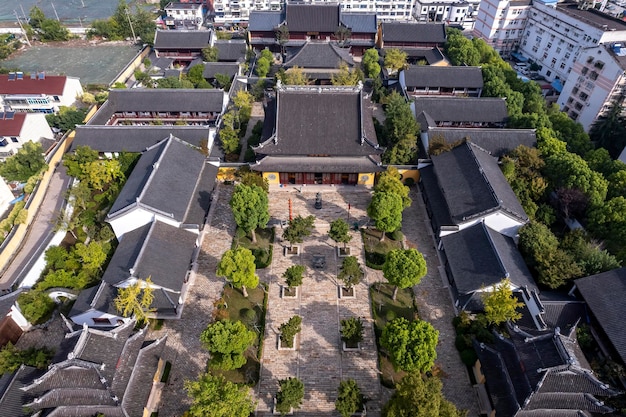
[125,6,137,43]
[51,2,60,22]
[14,11,31,47]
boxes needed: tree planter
[278,334,297,350]
[342,340,362,351]
[281,286,298,298]
[339,286,356,299]
[338,247,351,257]
[273,398,294,415]
[284,246,300,256]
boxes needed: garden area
[232,227,274,269]
[361,227,403,269]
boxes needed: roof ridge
[480,222,510,280]
[136,137,172,204]
[129,220,157,279]
[181,160,208,226]
[462,142,501,214]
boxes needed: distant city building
[164,1,206,29]
[0,73,83,114]
[413,0,480,30]
[558,44,626,131]
[472,0,531,56]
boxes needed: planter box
[281,286,298,298]
[278,335,297,351]
[273,398,294,415]
[338,247,351,257]
[342,341,362,352]
[338,286,356,299]
[284,246,300,256]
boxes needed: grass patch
[150,319,164,331]
[362,228,403,270]
[232,227,274,269]
[161,361,172,383]
[370,282,418,388]
[212,284,267,385]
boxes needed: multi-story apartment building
[214,0,416,25]
[413,0,480,30]
[0,73,83,114]
[519,0,626,82]
[558,44,626,131]
[472,0,531,56]
[164,2,205,29]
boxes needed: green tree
[187,64,206,87]
[202,46,219,62]
[214,73,232,90]
[238,170,269,192]
[17,290,55,324]
[384,48,408,73]
[185,372,256,417]
[338,256,363,289]
[383,373,461,417]
[28,6,46,29]
[383,91,418,148]
[276,377,304,415]
[544,151,608,207]
[217,247,259,297]
[256,57,271,77]
[329,218,352,249]
[331,61,363,86]
[64,145,99,180]
[375,167,411,209]
[588,196,626,246]
[0,141,47,182]
[382,248,427,300]
[561,229,622,276]
[46,106,87,132]
[39,19,70,41]
[381,317,438,373]
[219,125,240,155]
[83,159,124,191]
[230,184,270,243]
[282,215,315,249]
[74,241,107,271]
[362,48,381,78]
[276,25,289,54]
[279,315,302,348]
[367,192,403,241]
[445,28,480,66]
[340,317,364,345]
[482,279,523,326]
[114,278,154,325]
[336,379,366,417]
[278,66,310,85]
[589,103,626,158]
[200,320,256,370]
[283,264,305,289]
[0,343,52,374]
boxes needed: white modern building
[414,0,480,30]
[558,44,626,130]
[164,1,205,29]
[472,0,531,56]
[0,73,83,114]
[520,0,626,82]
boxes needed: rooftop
[426,127,537,157]
[556,1,626,31]
[402,65,483,89]
[414,96,509,125]
[381,22,446,44]
[0,112,26,137]
[0,74,67,95]
[283,42,354,69]
[153,29,212,50]
[285,3,340,33]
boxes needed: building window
[579,92,588,101]
[10,137,18,143]
[574,102,583,111]
[567,97,574,103]
[589,71,598,81]
[581,67,588,75]
[571,112,579,120]
[572,87,579,94]
[546,70,552,77]
[560,62,566,69]
[594,61,605,69]
[551,58,557,65]
[556,47,561,53]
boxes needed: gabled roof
[107,136,214,225]
[0,75,67,95]
[430,142,528,224]
[340,12,377,33]
[153,29,211,49]
[214,40,247,62]
[0,113,26,137]
[381,22,446,44]
[427,127,537,157]
[283,42,354,69]
[441,222,536,295]
[0,290,21,317]
[382,47,446,65]
[414,96,509,125]
[69,281,120,318]
[100,88,225,114]
[0,365,43,417]
[72,125,212,152]
[254,85,381,157]
[248,10,284,31]
[101,220,197,293]
[202,62,240,79]
[403,65,483,89]
[286,3,340,32]
[575,267,626,364]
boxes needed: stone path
[403,188,481,417]
[149,183,234,417]
[256,187,381,416]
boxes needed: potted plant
[335,379,366,417]
[279,315,302,349]
[282,264,305,298]
[282,215,315,255]
[275,377,304,415]
[340,317,364,350]
[338,256,363,298]
[329,218,352,256]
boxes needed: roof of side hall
[153,29,212,49]
[403,66,483,89]
[414,96,508,124]
[381,22,446,44]
[0,75,69,95]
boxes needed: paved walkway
[256,186,382,417]
[403,188,481,417]
[148,183,235,417]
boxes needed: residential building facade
[0,112,54,159]
[164,1,206,29]
[472,0,531,56]
[558,44,626,131]
[413,0,480,30]
[0,73,83,113]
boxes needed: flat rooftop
[557,1,626,31]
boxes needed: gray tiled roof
[286,3,340,32]
[101,88,225,114]
[154,29,211,50]
[414,96,508,124]
[202,62,240,79]
[402,65,483,89]
[418,164,453,231]
[248,10,284,31]
[524,392,614,413]
[340,12,377,33]
[431,142,528,224]
[255,86,381,157]
[68,281,119,319]
[283,42,354,69]
[72,125,212,152]
[575,267,626,364]
[214,40,247,62]
[0,290,20,317]
[426,127,537,158]
[0,366,43,417]
[102,221,197,296]
[108,136,210,225]
[122,337,167,417]
[382,22,446,44]
[441,222,536,296]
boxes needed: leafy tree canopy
[375,167,411,209]
[336,379,366,417]
[329,218,352,248]
[46,106,87,133]
[185,372,256,417]
[384,48,408,73]
[283,264,305,288]
[276,377,304,415]
[230,184,270,243]
[338,256,363,289]
[382,248,427,300]
[367,192,403,238]
[381,317,439,373]
[482,279,523,326]
[362,48,381,78]
[0,141,47,182]
[114,278,154,325]
[217,247,259,296]
[383,373,462,417]
[200,319,256,370]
